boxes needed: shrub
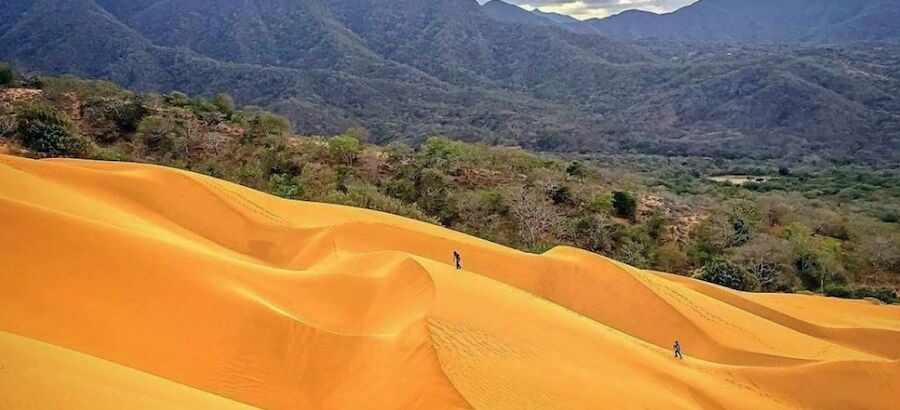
[15,103,84,157]
[323,183,438,224]
[612,191,637,221]
[823,284,852,299]
[165,91,191,107]
[730,217,752,246]
[212,93,236,117]
[479,190,508,215]
[566,161,587,179]
[244,112,290,141]
[655,243,688,273]
[569,216,613,253]
[269,174,304,200]
[344,126,370,143]
[136,116,184,153]
[879,211,899,224]
[0,63,12,86]
[853,287,898,304]
[549,185,573,205]
[588,193,613,214]
[694,260,758,291]
[421,136,464,166]
[793,251,824,291]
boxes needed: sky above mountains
[479,0,699,19]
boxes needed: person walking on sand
[453,251,462,271]
[673,341,683,360]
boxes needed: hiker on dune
[673,341,683,360]
[453,251,462,270]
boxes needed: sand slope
[0,155,897,409]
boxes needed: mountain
[3,154,900,408]
[533,9,581,25]
[482,0,555,26]
[585,0,900,43]
[2,0,900,161]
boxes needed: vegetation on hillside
[1,74,897,303]
[3,1,900,161]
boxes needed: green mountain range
[3,0,899,161]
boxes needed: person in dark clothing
[673,341,683,359]
[453,251,462,270]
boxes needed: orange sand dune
[1,155,898,409]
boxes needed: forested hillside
[2,73,897,301]
[483,0,900,44]
[584,0,900,44]
[2,0,899,161]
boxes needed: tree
[612,191,637,221]
[694,260,757,291]
[0,115,14,139]
[858,232,898,284]
[15,103,84,157]
[344,126,370,143]
[329,135,361,166]
[212,93,236,117]
[793,250,824,291]
[734,234,791,292]
[416,168,459,225]
[269,174,304,200]
[509,185,561,246]
[115,97,147,134]
[0,63,12,86]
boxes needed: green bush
[479,190,508,215]
[612,191,637,221]
[853,287,897,304]
[15,103,84,157]
[549,185,572,205]
[0,63,12,85]
[323,183,438,224]
[212,93,236,117]
[328,135,361,166]
[39,76,128,100]
[694,260,758,291]
[136,116,184,153]
[793,251,824,291]
[588,193,613,214]
[566,161,587,178]
[823,284,852,298]
[269,174,304,200]
[244,112,290,141]
[421,136,464,166]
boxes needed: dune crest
[1,155,898,409]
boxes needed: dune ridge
[0,155,897,409]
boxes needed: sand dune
[0,155,897,409]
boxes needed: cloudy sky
[478,0,699,20]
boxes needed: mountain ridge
[3,0,900,161]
